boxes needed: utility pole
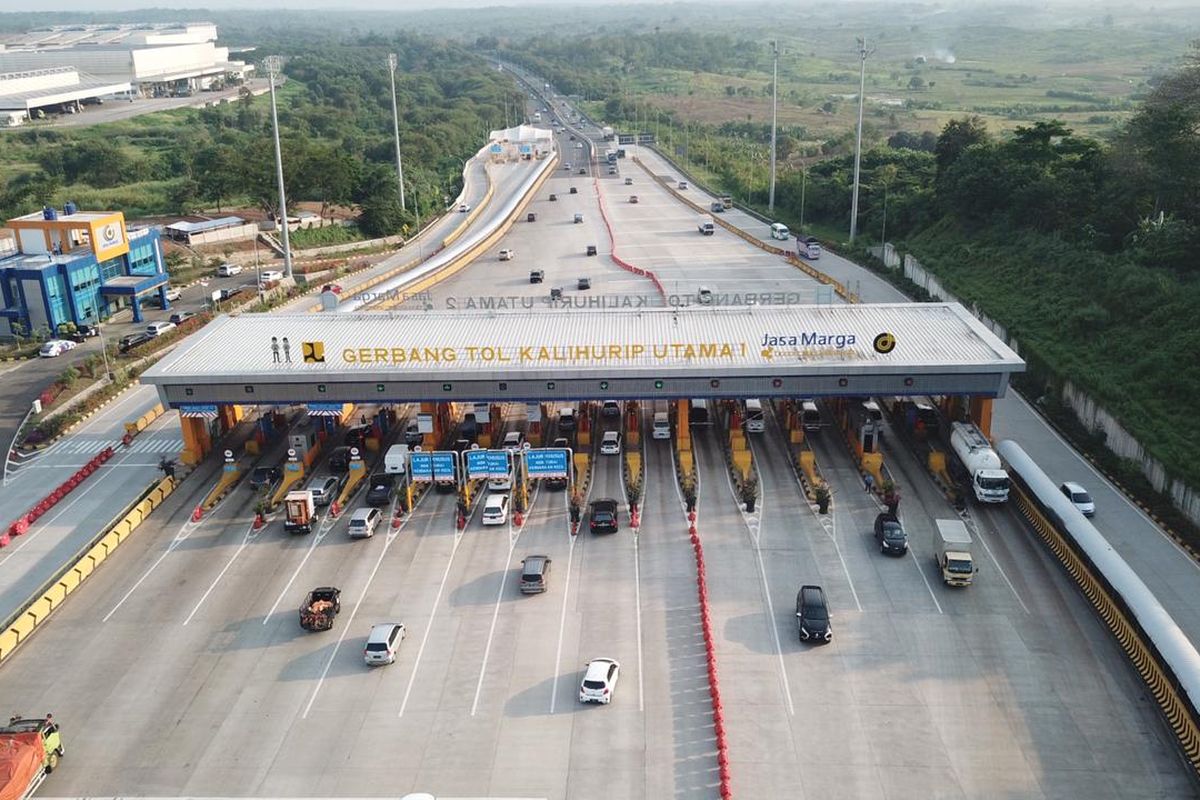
[800,166,807,231]
[265,56,293,279]
[388,54,407,212]
[849,35,874,243]
[768,40,779,213]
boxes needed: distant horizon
[1,0,1196,12]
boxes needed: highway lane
[635,132,1200,705]
[0,384,177,620]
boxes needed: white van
[801,400,822,432]
[770,222,790,240]
[697,286,713,305]
[482,494,510,526]
[348,507,382,538]
[744,399,765,433]
[652,412,671,440]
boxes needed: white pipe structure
[265,56,293,279]
[337,148,557,313]
[768,40,779,213]
[387,53,407,212]
[848,36,872,243]
[997,440,1200,716]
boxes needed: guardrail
[441,167,494,249]
[0,475,176,665]
[629,155,859,304]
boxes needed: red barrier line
[690,524,733,798]
[2,445,115,545]
[593,172,667,302]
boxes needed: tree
[908,76,926,91]
[935,116,989,179]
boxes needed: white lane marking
[897,506,944,614]
[471,499,526,716]
[549,492,578,714]
[102,486,240,622]
[398,505,467,718]
[264,510,339,623]
[736,436,796,716]
[182,516,265,625]
[805,474,864,613]
[1010,391,1200,575]
[302,524,402,719]
[967,515,1030,615]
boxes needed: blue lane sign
[526,448,569,478]
[410,451,456,481]
[466,449,510,479]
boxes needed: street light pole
[265,56,293,279]
[800,167,807,231]
[768,40,779,213]
[849,35,874,243]
[387,54,407,212]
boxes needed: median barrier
[0,475,176,665]
[4,446,116,541]
[124,402,165,437]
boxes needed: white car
[600,431,622,455]
[482,493,510,526]
[458,202,470,213]
[38,339,77,358]
[503,430,525,451]
[260,269,284,283]
[145,321,176,337]
[1060,481,1096,517]
[579,658,620,704]
[498,249,515,262]
[217,263,242,277]
[488,470,514,493]
[363,622,406,666]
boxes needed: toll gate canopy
[141,304,1024,406]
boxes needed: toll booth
[289,424,319,466]
[846,398,883,454]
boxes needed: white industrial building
[0,23,253,125]
[487,124,554,162]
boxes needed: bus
[744,399,765,433]
[797,235,821,259]
[770,222,790,241]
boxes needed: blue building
[0,204,170,336]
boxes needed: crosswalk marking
[43,437,182,456]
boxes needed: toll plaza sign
[340,342,755,366]
[526,448,570,478]
[410,451,455,481]
[465,449,510,479]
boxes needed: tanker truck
[949,421,1010,503]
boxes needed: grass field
[603,11,1196,148]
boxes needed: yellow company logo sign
[873,332,897,354]
[302,341,326,363]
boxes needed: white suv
[600,431,621,455]
[217,263,242,277]
[579,658,620,704]
[499,249,515,261]
[363,622,406,665]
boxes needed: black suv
[249,465,282,490]
[345,425,372,449]
[796,585,832,643]
[328,446,353,474]
[589,498,618,534]
[365,473,396,507]
[118,332,152,353]
[873,513,908,555]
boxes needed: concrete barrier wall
[0,476,176,665]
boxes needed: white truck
[932,519,976,586]
[284,490,316,535]
[601,126,614,141]
[697,216,715,235]
[384,444,409,475]
[950,421,1010,503]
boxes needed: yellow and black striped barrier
[0,476,176,665]
[1011,484,1200,775]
